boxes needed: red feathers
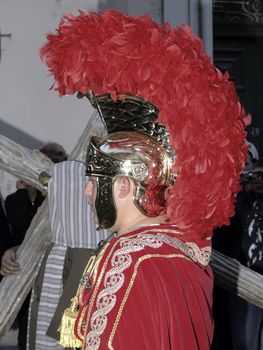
[40,10,248,238]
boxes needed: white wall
[0,0,163,153]
[0,0,162,155]
[0,0,99,197]
[0,0,100,155]
[163,0,213,57]
[0,0,162,197]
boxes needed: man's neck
[116,214,167,236]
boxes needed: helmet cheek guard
[95,176,117,230]
[86,128,175,230]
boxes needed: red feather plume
[40,10,249,239]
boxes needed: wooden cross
[0,28,12,63]
[0,114,106,335]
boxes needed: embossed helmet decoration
[78,92,176,228]
[41,10,249,237]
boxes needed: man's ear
[115,176,131,199]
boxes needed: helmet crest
[40,10,248,237]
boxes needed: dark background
[213,0,263,157]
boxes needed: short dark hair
[40,142,68,163]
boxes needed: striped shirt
[32,160,109,349]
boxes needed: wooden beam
[211,249,263,309]
[0,113,106,335]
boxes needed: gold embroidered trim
[76,255,98,340]
[185,241,211,266]
[83,229,211,349]
[108,253,189,349]
[85,231,209,349]
[81,239,121,348]
[60,254,98,347]
[119,227,184,240]
[76,236,117,341]
[153,234,211,266]
[85,234,164,349]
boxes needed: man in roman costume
[40,10,248,349]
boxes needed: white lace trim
[85,232,210,349]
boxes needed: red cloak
[75,224,214,349]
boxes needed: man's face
[85,176,98,224]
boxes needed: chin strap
[95,176,116,229]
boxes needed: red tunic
[75,225,214,349]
